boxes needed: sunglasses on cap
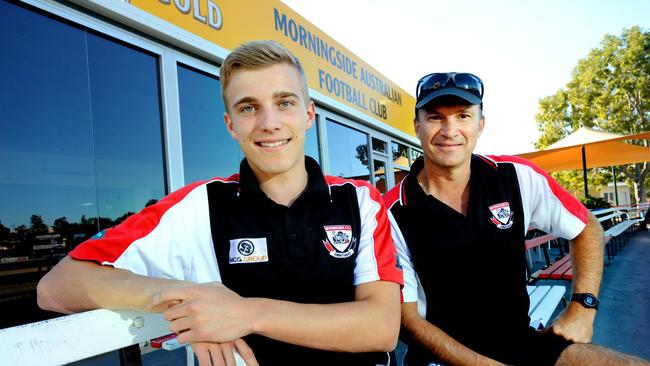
[415,72,484,109]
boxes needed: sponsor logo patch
[322,225,356,258]
[229,238,269,264]
[488,202,514,229]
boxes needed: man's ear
[478,115,485,137]
[224,112,237,139]
[305,100,316,129]
[414,116,420,139]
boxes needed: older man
[385,72,648,365]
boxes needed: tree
[114,211,135,226]
[536,26,650,203]
[0,220,10,244]
[53,217,71,247]
[29,215,49,235]
[12,225,29,255]
[355,144,369,167]
[52,217,70,233]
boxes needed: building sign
[130,0,415,136]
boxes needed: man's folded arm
[37,256,187,314]
[154,280,401,352]
[250,280,401,352]
[401,301,505,366]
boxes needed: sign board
[130,0,416,136]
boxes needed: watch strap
[571,293,599,310]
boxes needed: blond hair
[220,40,309,111]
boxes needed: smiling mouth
[257,139,290,148]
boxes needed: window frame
[318,106,420,190]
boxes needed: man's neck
[418,159,472,215]
[252,162,309,207]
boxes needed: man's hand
[546,302,596,343]
[149,282,256,344]
[191,339,258,366]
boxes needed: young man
[384,72,649,365]
[37,40,403,366]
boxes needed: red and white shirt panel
[486,155,588,239]
[326,176,402,286]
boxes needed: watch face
[572,293,599,309]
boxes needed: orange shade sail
[516,128,650,172]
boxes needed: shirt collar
[238,156,330,203]
[404,154,491,206]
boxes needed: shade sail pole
[612,166,619,206]
[582,145,589,197]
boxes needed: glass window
[178,64,241,183]
[305,119,320,164]
[0,1,165,327]
[373,159,387,193]
[391,142,409,167]
[372,138,387,153]
[411,148,423,162]
[326,120,369,180]
[87,32,166,222]
[391,142,410,185]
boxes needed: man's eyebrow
[273,91,300,99]
[232,96,258,109]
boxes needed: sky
[281,0,650,155]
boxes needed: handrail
[591,207,619,216]
[610,202,650,210]
[0,308,247,366]
[0,309,169,366]
[525,233,556,251]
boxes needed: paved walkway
[593,228,650,360]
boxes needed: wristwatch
[571,293,599,310]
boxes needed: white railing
[606,202,650,216]
[0,309,184,366]
[0,308,247,366]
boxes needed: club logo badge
[322,225,356,258]
[488,202,514,229]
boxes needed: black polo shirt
[384,155,587,365]
[72,156,403,365]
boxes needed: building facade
[599,182,632,206]
[0,0,421,328]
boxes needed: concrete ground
[592,228,650,360]
[535,227,650,361]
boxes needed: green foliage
[29,214,48,235]
[536,26,650,202]
[580,195,611,209]
[550,170,588,193]
[0,220,10,243]
[535,91,575,149]
[550,167,614,195]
